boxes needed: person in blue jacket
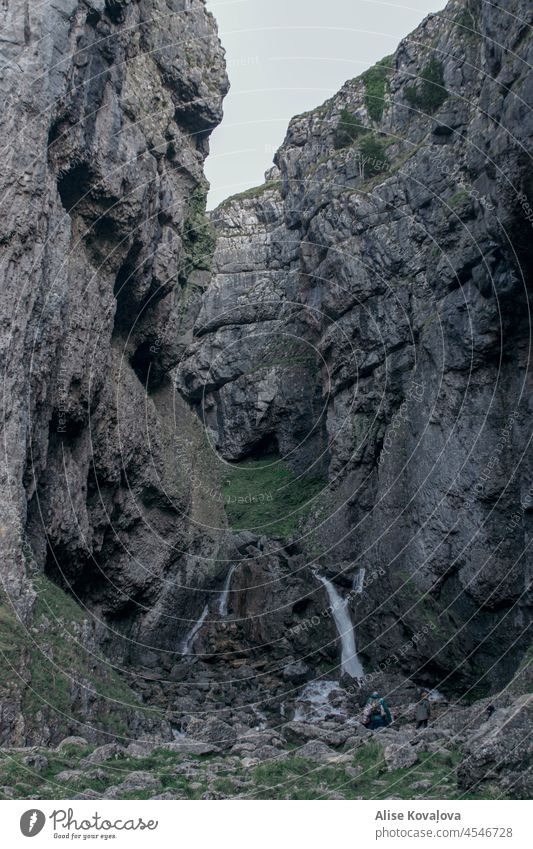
[362,692,393,730]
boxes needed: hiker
[362,691,392,730]
[486,704,496,720]
[415,691,431,729]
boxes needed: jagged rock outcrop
[0,0,230,743]
[178,0,533,693]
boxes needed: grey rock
[56,737,89,750]
[384,745,419,772]
[297,740,350,764]
[282,661,312,684]
[80,743,125,766]
[22,755,48,773]
[458,695,533,799]
[0,0,228,746]
[186,717,237,750]
[56,770,84,783]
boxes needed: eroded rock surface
[178,0,533,692]
[0,0,229,744]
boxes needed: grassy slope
[0,740,504,801]
[222,457,326,537]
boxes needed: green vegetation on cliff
[334,108,366,149]
[221,457,326,537]
[0,577,144,743]
[405,58,448,114]
[181,185,216,280]
[362,55,394,122]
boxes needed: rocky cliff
[0,0,230,744]
[178,0,533,696]
[0,0,531,773]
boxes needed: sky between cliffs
[205,0,439,209]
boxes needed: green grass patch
[449,189,471,208]
[218,180,282,208]
[454,1,481,40]
[181,184,216,280]
[334,108,367,149]
[363,55,394,122]
[222,457,326,537]
[0,577,145,742]
[405,58,448,114]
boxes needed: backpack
[370,698,384,717]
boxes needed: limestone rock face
[0,0,229,743]
[178,0,533,691]
[458,695,533,799]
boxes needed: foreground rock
[458,695,533,800]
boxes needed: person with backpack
[362,691,392,730]
[415,691,431,729]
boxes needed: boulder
[282,721,349,747]
[56,770,84,783]
[383,745,419,771]
[22,754,48,773]
[298,740,351,764]
[80,743,125,767]
[56,737,89,751]
[186,717,237,750]
[282,661,312,684]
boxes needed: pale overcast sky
[205,0,441,208]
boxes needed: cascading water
[353,567,366,594]
[180,605,209,655]
[318,574,364,679]
[219,563,238,616]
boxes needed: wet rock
[282,661,312,684]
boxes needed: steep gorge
[177,0,533,697]
[0,0,531,760]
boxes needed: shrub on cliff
[405,57,448,114]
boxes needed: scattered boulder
[22,754,48,773]
[282,721,349,748]
[164,739,220,755]
[297,740,350,764]
[80,743,125,767]
[104,772,161,799]
[282,661,312,685]
[186,717,237,750]
[56,770,83,783]
[345,765,363,779]
[56,737,89,751]
[383,745,419,772]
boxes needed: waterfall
[318,575,364,679]
[353,567,366,594]
[180,605,209,655]
[219,563,238,616]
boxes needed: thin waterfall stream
[317,574,364,679]
[180,605,209,655]
[219,563,238,616]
